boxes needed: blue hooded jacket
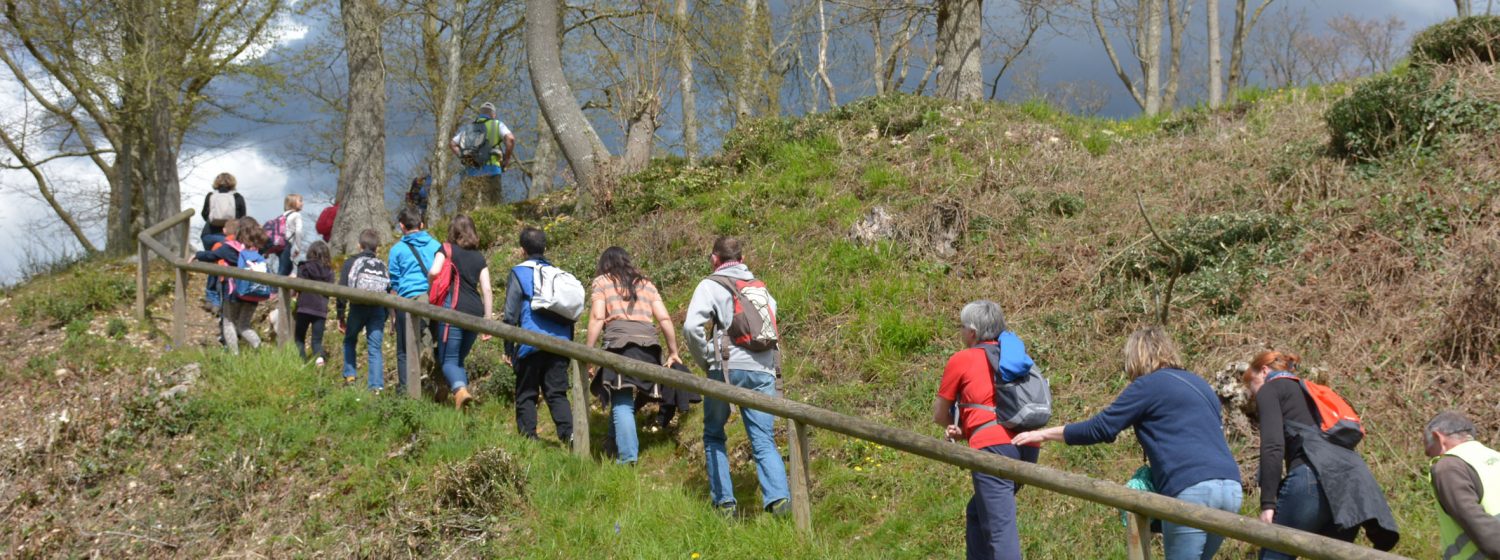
[986,331,1035,382]
[388,231,441,298]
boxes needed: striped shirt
[591,275,663,349]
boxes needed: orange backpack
[1270,372,1365,449]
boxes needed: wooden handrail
[136,224,1410,560]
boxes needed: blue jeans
[1162,479,1243,560]
[967,444,1042,560]
[343,305,387,389]
[611,389,640,464]
[277,252,295,276]
[1260,465,1357,559]
[703,368,789,510]
[436,322,475,391]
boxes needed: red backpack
[428,243,459,309]
[707,275,779,357]
[1269,372,1365,449]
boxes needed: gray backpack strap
[957,403,1002,436]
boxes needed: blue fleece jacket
[1062,368,1241,498]
[388,231,440,298]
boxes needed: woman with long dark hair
[584,246,683,465]
[427,214,492,410]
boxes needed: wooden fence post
[136,240,149,321]
[570,359,590,458]
[276,286,294,348]
[404,311,421,398]
[1126,511,1151,560]
[173,267,187,348]
[787,418,814,533]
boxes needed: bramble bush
[1325,70,1500,161]
[1410,15,1500,65]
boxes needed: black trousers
[294,313,326,360]
[514,351,573,441]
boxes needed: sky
[0,0,1465,285]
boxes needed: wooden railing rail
[137,213,1408,560]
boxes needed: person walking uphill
[388,206,441,392]
[1014,326,1242,560]
[584,246,684,465]
[338,229,391,391]
[1242,350,1400,558]
[292,240,334,366]
[427,214,493,411]
[931,300,1041,560]
[449,101,516,209]
[502,226,578,443]
[199,172,246,312]
[1425,411,1500,560]
[192,217,271,355]
[683,236,790,519]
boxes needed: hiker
[930,300,1040,560]
[583,246,684,465]
[502,226,577,442]
[427,214,491,410]
[316,202,337,242]
[268,194,305,276]
[338,228,390,391]
[1426,411,1500,559]
[449,101,516,209]
[192,217,271,355]
[293,240,334,366]
[1013,326,1242,560]
[200,172,246,312]
[388,206,441,392]
[1242,350,1401,557]
[407,175,431,219]
[683,236,790,518]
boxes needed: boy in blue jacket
[388,206,440,391]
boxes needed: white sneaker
[315,357,326,367]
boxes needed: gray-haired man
[449,101,516,208]
[1425,411,1500,560]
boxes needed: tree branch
[1092,0,1146,109]
[0,126,99,253]
[1136,191,1181,326]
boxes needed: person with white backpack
[337,229,391,391]
[199,172,245,313]
[502,226,582,442]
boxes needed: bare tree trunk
[816,0,836,108]
[675,0,698,164]
[935,0,983,101]
[1142,0,1163,115]
[145,83,182,250]
[620,96,660,175]
[427,0,463,217]
[530,116,559,197]
[1208,0,1222,108]
[1161,0,1188,111]
[1456,0,1473,16]
[1229,0,1273,93]
[736,0,760,121]
[526,0,610,215]
[332,0,391,254]
[870,16,885,94]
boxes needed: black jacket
[1289,421,1400,550]
[295,261,334,318]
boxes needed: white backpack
[207,192,237,226]
[521,260,585,321]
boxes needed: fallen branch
[1136,191,1184,326]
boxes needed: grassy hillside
[5,28,1500,558]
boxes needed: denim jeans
[435,323,476,391]
[343,305,387,389]
[966,444,1041,560]
[703,368,790,510]
[276,252,295,276]
[1260,465,1357,559]
[611,389,640,464]
[1162,479,1243,560]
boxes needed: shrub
[1410,16,1500,65]
[14,265,136,325]
[1325,70,1500,161]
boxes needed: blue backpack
[224,240,272,302]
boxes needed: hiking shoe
[315,357,326,367]
[766,498,791,518]
[716,502,738,519]
[343,376,356,386]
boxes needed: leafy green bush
[1410,16,1500,65]
[1110,213,1298,316]
[14,265,136,325]
[1325,70,1500,161]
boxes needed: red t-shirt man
[937,341,1032,449]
